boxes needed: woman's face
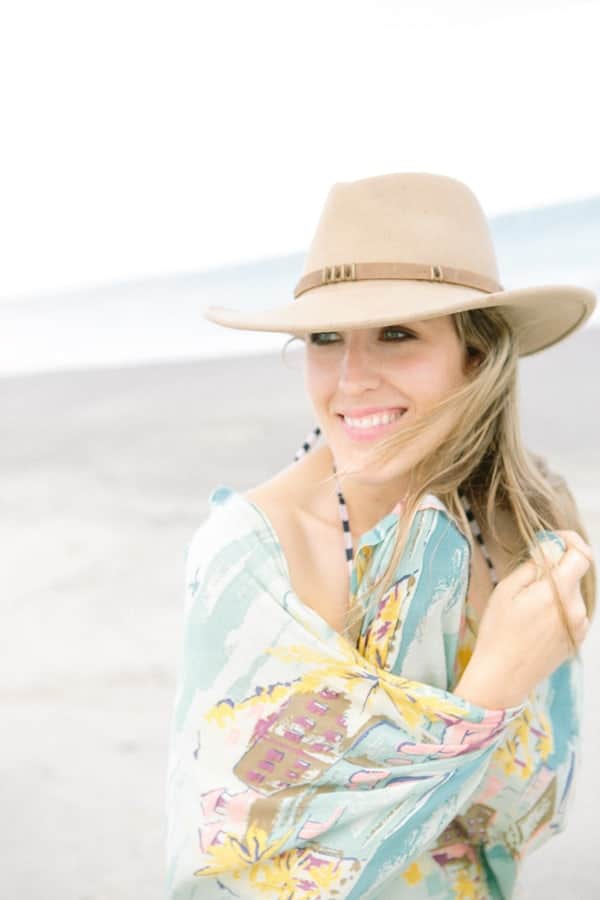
[302,314,475,485]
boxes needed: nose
[337,340,380,392]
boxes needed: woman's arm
[458,462,593,856]
[449,467,592,891]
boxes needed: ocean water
[1,196,599,377]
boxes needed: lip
[337,409,407,442]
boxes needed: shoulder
[484,453,584,570]
[243,443,335,535]
[528,450,580,517]
[183,486,285,612]
[242,472,314,578]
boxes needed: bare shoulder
[244,452,335,568]
[243,446,351,633]
[243,461,305,527]
[243,444,332,523]
[242,447,322,552]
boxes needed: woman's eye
[309,332,340,345]
[309,327,413,346]
[382,327,413,341]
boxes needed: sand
[2,327,599,898]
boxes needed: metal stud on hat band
[294,261,503,299]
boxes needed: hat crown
[203,169,595,357]
[302,172,500,282]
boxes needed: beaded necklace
[293,423,499,587]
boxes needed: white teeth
[344,410,405,429]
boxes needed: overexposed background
[1,0,600,300]
[1,1,599,897]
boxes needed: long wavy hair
[284,308,596,650]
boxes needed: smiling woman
[301,316,477,528]
[166,172,597,899]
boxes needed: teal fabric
[165,486,581,899]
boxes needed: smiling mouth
[337,409,407,441]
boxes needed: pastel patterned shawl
[165,486,581,899]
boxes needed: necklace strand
[293,423,498,586]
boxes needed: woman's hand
[455,529,594,709]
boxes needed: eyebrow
[383,320,425,329]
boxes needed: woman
[166,173,596,899]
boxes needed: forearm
[454,654,530,710]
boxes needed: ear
[465,347,483,373]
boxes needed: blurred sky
[0,0,598,299]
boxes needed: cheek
[399,354,466,411]
[303,357,334,408]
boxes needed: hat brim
[202,279,596,356]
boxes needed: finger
[570,611,590,644]
[530,543,591,583]
[500,556,544,593]
[556,547,592,582]
[533,538,565,572]
[553,530,595,563]
[579,616,591,642]
[562,585,588,628]
[500,542,591,594]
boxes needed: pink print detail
[298,805,345,840]
[198,786,263,851]
[393,710,508,759]
[375,621,392,641]
[432,842,478,867]
[252,712,279,741]
[201,786,261,825]
[247,770,265,783]
[199,821,224,852]
[477,773,505,803]
[305,853,342,873]
[200,788,225,818]
[349,768,391,787]
[320,687,341,699]
[266,748,284,762]
[294,716,316,730]
[226,727,242,746]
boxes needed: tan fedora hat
[202,172,596,356]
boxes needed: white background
[0,0,599,298]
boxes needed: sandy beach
[2,326,599,899]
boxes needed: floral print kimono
[165,485,581,899]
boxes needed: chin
[332,445,412,484]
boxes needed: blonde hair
[286,308,596,649]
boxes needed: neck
[312,444,410,539]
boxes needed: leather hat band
[293,262,503,299]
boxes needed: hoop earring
[280,335,304,369]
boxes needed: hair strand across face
[311,308,596,644]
